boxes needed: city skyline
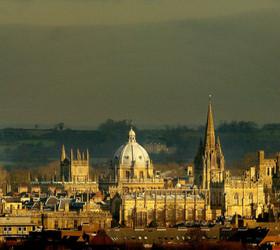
[0,2,280,249]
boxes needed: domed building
[100,128,164,195]
[113,128,154,182]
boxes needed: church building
[194,98,266,219]
[59,146,98,194]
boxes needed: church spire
[77,149,81,160]
[61,144,66,162]
[86,149,89,162]
[216,136,223,155]
[204,95,215,151]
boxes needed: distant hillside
[0,120,280,170]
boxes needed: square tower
[60,145,90,183]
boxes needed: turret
[258,150,265,164]
[129,127,136,143]
[70,149,74,161]
[86,149,90,162]
[216,136,223,157]
[61,144,66,162]
[204,96,215,152]
[194,138,204,186]
[77,149,81,160]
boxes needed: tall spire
[61,144,66,162]
[77,149,81,160]
[216,136,223,155]
[86,149,89,161]
[70,149,74,161]
[204,95,215,151]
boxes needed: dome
[113,128,151,168]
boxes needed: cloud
[0,1,280,126]
[0,0,279,26]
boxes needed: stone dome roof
[113,128,150,168]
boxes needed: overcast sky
[0,0,280,128]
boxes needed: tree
[54,122,65,131]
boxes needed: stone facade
[120,189,208,228]
[59,146,98,194]
[223,174,264,217]
[0,216,37,242]
[257,150,280,189]
[41,210,111,230]
[60,145,90,183]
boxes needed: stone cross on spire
[204,95,215,151]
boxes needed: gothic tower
[60,145,90,183]
[60,144,70,182]
[194,98,225,189]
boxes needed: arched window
[216,193,219,205]
[249,193,253,204]
[187,209,193,220]
[234,193,239,205]
[197,209,204,220]
[211,193,216,205]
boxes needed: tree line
[0,119,280,170]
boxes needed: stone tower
[194,98,225,189]
[60,145,90,183]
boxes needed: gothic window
[249,193,253,204]
[234,193,239,205]
[216,193,219,205]
[188,209,193,220]
[140,171,144,179]
[126,171,130,179]
[267,168,270,176]
[211,193,216,205]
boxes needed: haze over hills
[0,120,280,175]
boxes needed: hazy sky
[0,0,280,128]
